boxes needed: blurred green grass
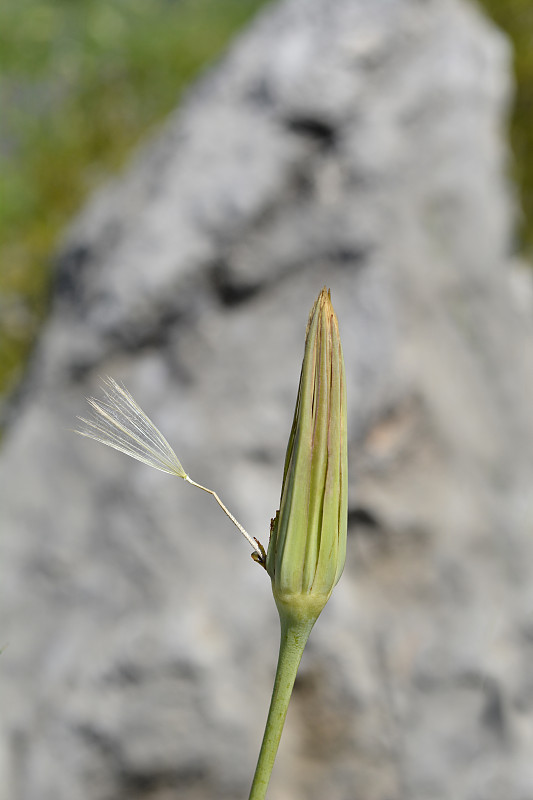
[0,0,532,405]
[480,0,533,252]
[0,0,268,401]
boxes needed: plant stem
[248,614,316,800]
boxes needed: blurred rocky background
[2,0,533,799]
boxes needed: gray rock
[2,0,533,798]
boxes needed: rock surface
[2,0,533,798]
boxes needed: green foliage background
[481,0,533,251]
[0,0,531,402]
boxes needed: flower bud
[267,288,347,625]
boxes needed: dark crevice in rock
[210,259,262,307]
[107,312,184,352]
[67,360,101,383]
[330,245,371,267]
[209,244,371,315]
[65,304,193,383]
[76,723,123,763]
[54,244,94,306]
[348,506,381,531]
[285,115,339,151]
[119,763,208,798]
[108,301,191,354]
[461,672,509,740]
[481,686,507,738]
[279,243,372,282]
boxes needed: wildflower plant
[76,287,347,799]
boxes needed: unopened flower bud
[266,288,347,626]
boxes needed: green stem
[248,614,316,800]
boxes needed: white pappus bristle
[76,377,187,478]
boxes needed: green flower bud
[267,288,348,626]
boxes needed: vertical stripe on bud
[267,288,347,623]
